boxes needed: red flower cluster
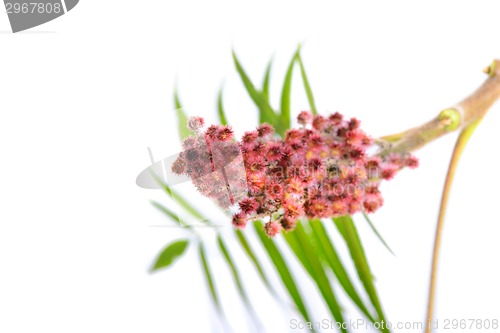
[171,119,247,209]
[172,112,418,237]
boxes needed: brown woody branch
[380,59,500,154]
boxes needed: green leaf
[150,239,189,272]
[309,220,376,323]
[235,229,277,298]
[262,58,273,104]
[334,216,390,333]
[297,51,318,115]
[361,212,395,256]
[217,236,262,329]
[150,200,191,229]
[199,243,222,312]
[217,86,228,126]
[173,89,191,141]
[253,221,315,332]
[154,177,208,223]
[167,189,206,222]
[232,50,281,131]
[284,222,347,332]
[280,48,299,130]
[282,226,314,276]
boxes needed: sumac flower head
[187,116,205,132]
[281,217,297,231]
[216,125,234,142]
[312,115,328,131]
[232,212,247,229]
[182,136,197,150]
[405,155,420,169]
[266,142,284,162]
[348,118,361,130]
[381,164,398,180]
[171,111,418,237]
[242,131,259,144]
[264,221,282,237]
[285,128,303,140]
[257,123,274,137]
[171,157,186,174]
[205,125,219,141]
[298,110,313,126]
[329,112,343,125]
[239,197,258,214]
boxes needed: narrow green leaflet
[282,227,314,276]
[173,89,191,141]
[150,239,189,272]
[253,221,315,332]
[232,50,281,130]
[361,212,395,256]
[262,58,273,104]
[234,229,277,298]
[334,216,390,333]
[150,200,189,228]
[157,179,208,224]
[217,236,262,329]
[280,49,299,130]
[217,86,228,126]
[297,51,318,115]
[309,220,376,323]
[288,222,347,332]
[199,243,222,312]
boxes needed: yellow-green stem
[424,120,481,333]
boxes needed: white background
[1,1,500,332]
